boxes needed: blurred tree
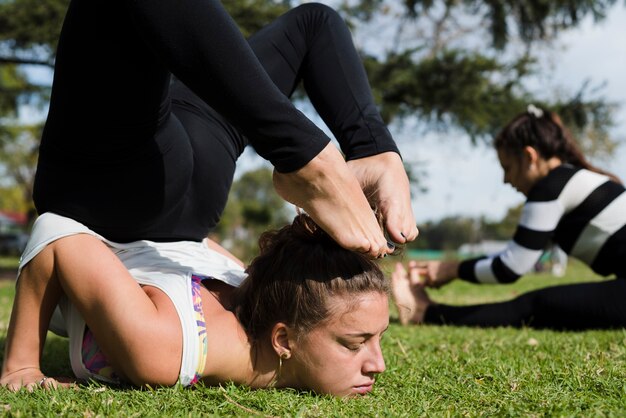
[351,0,619,156]
[0,0,621,218]
[0,122,40,211]
[213,167,293,260]
[411,216,480,250]
[0,0,62,213]
[412,203,529,250]
[481,203,523,240]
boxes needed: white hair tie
[527,104,544,118]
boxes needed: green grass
[1,260,625,417]
[0,256,19,270]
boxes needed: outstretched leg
[423,279,626,330]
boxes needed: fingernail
[400,232,407,240]
[387,241,395,250]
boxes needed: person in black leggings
[34,1,418,255]
[391,106,626,330]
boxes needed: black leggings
[424,279,626,330]
[34,3,396,242]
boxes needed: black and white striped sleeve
[458,199,564,283]
[458,165,584,284]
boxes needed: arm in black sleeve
[126,0,329,172]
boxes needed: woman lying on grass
[1,213,388,396]
[392,105,626,330]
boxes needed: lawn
[1,259,625,417]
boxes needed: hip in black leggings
[34,2,398,242]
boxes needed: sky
[21,3,626,225]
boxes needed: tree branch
[0,56,54,68]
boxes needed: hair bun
[291,212,328,240]
[257,213,333,255]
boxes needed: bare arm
[1,241,67,391]
[2,234,183,390]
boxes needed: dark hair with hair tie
[494,106,621,183]
[234,213,388,342]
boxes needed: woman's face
[288,291,389,397]
[497,147,536,196]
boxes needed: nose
[363,341,386,375]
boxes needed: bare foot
[347,152,419,244]
[273,143,389,257]
[390,262,431,325]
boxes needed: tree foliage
[410,204,522,251]
[0,0,66,67]
[213,167,292,260]
[347,0,619,151]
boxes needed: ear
[270,322,293,359]
[523,146,539,165]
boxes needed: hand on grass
[1,367,75,392]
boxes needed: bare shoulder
[199,280,250,384]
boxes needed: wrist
[1,366,41,379]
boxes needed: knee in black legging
[290,2,346,41]
[292,2,340,20]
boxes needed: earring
[269,352,290,388]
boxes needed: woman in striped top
[391,106,626,330]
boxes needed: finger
[40,377,59,390]
[408,262,423,286]
[5,382,22,392]
[392,262,407,278]
[408,261,432,284]
[25,381,38,392]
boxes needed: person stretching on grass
[1,213,388,396]
[391,105,626,330]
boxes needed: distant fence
[406,249,446,260]
[407,247,561,268]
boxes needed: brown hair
[234,213,388,342]
[494,107,621,183]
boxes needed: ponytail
[495,106,621,184]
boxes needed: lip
[352,382,374,395]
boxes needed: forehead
[497,148,516,166]
[323,292,389,331]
